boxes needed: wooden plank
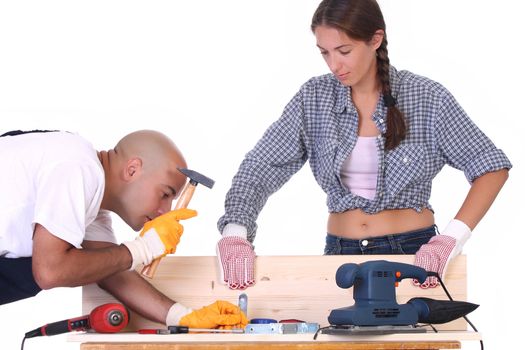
[70,331,480,343]
[80,341,461,350]
[82,255,467,332]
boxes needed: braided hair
[311,0,406,150]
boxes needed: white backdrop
[0,1,522,349]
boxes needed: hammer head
[177,168,215,189]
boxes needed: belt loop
[387,235,401,253]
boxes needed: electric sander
[324,260,478,335]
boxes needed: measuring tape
[245,321,319,334]
[238,293,319,334]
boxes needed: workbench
[69,255,481,349]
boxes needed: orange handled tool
[141,168,214,278]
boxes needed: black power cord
[426,271,483,350]
[313,325,329,340]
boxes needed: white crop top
[340,136,378,200]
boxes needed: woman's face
[314,25,382,89]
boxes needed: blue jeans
[324,225,437,255]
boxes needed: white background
[0,1,522,349]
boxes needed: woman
[216,0,511,290]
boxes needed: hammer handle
[140,182,197,278]
[173,182,196,210]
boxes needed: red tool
[24,303,129,338]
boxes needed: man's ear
[123,157,143,182]
[371,29,384,50]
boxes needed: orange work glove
[166,301,248,329]
[123,208,197,269]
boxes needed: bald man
[0,130,247,329]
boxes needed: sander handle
[335,260,428,289]
[140,181,196,278]
[387,261,428,284]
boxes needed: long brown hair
[311,0,406,150]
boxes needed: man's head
[102,130,187,231]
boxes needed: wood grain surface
[81,255,468,332]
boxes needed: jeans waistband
[327,225,437,242]
[324,225,437,255]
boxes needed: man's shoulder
[47,131,94,149]
[2,130,94,152]
[38,132,103,181]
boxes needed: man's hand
[216,236,255,290]
[166,301,248,329]
[123,208,197,270]
[414,219,471,288]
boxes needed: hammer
[141,167,215,279]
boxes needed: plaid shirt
[218,67,512,242]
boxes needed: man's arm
[32,224,132,288]
[32,208,197,289]
[32,229,175,324]
[83,240,174,324]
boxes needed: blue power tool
[327,260,478,331]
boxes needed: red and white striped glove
[216,224,255,290]
[414,219,471,288]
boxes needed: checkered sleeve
[435,87,512,183]
[218,90,308,242]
